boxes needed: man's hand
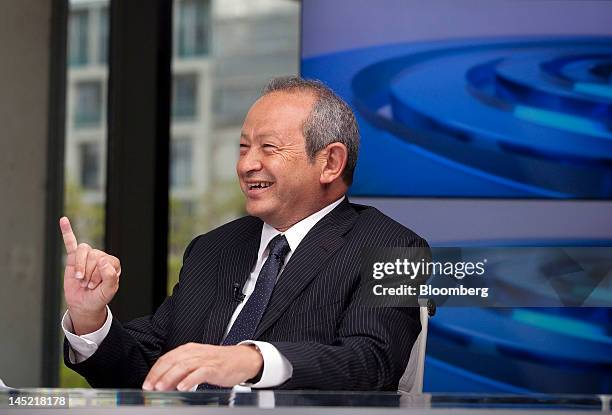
[142,343,263,391]
[60,216,121,335]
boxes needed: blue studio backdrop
[301,0,612,394]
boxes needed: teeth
[249,182,272,189]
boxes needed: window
[177,0,210,57]
[168,0,299,293]
[171,138,193,189]
[79,142,101,190]
[99,7,109,64]
[74,81,102,127]
[213,84,262,127]
[172,74,198,119]
[61,0,109,388]
[68,10,89,66]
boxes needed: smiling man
[61,76,428,391]
[238,84,351,231]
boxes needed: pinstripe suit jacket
[64,199,429,390]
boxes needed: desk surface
[1,389,611,414]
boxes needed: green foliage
[167,178,245,293]
[60,361,90,388]
[64,181,105,248]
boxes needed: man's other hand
[60,216,121,335]
[142,344,264,391]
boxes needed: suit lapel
[254,199,358,338]
[201,220,262,345]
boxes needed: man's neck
[273,195,345,232]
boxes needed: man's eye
[262,144,276,150]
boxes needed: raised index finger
[59,216,78,254]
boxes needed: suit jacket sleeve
[270,235,429,391]
[63,236,201,388]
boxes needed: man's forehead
[252,90,316,115]
[240,118,302,140]
[241,92,314,137]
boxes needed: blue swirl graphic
[303,37,612,198]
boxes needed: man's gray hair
[263,76,360,185]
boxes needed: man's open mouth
[247,181,273,190]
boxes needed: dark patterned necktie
[222,234,290,345]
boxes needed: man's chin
[245,201,273,221]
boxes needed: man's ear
[319,142,348,184]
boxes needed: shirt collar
[258,196,345,260]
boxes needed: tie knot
[268,234,290,261]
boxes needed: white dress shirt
[63,196,345,389]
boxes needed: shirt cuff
[237,340,292,388]
[62,306,113,364]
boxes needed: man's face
[237,91,323,230]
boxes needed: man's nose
[237,149,263,174]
